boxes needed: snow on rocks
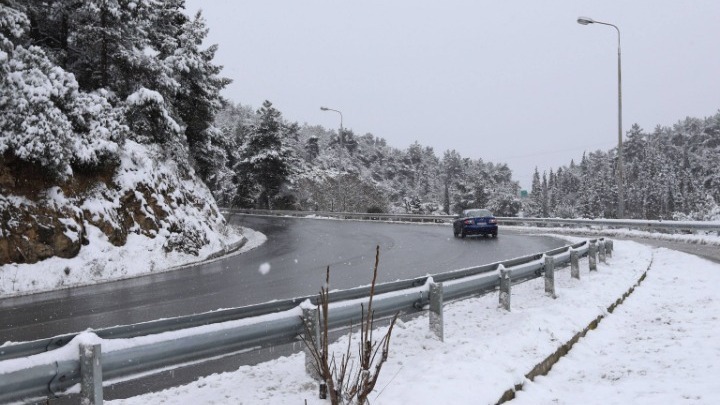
[0,141,250,298]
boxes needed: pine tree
[527,167,542,217]
[168,9,231,183]
[443,183,450,214]
[234,101,290,209]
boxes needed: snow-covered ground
[94,238,718,404]
[505,224,720,247]
[2,221,719,404]
[0,224,260,298]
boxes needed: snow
[505,224,720,246]
[125,87,165,106]
[3,216,720,403]
[258,262,271,275]
[73,239,715,404]
[0,140,265,297]
[0,223,256,298]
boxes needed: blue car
[453,209,498,238]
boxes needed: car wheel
[492,232,498,238]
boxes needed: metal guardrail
[224,208,720,233]
[0,241,574,362]
[0,239,597,403]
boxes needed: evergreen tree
[234,101,290,209]
[169,10,231,183]
[527,167,542,217]
[0,5,123,176]
[541,172,549,217]
[305,136,320,161]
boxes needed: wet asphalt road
[0,215,567,343]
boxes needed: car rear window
[464,209,492,217]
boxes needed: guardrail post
[570,249,580,280]
[544,255,556,298]
[606,239,613,257]
[589,241,598,272]
[302,306,321,380]
[599,240,607,263]
[80,343,103,405]
[429,282,444,342]
[498,265,511,311]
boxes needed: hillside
[0,2,238,273]
[209,102,523,216]
[0,140,242,295]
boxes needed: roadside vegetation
[301,246,398,405]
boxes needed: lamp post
[320,106,343,139]
[320,106,345,211]
[577,16,625,218]
[320,105,345,162]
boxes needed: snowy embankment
[504,224,720,246]
[0,141,267,298]
[103,240,720,404]
[0,225,261,299]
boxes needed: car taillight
[488,218,497,224]
[464,219,473,225]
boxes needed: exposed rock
[0,144,226,266]
[0,201,84,265]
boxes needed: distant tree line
[525,113,720,220]
[0,0,229,180]
[210,102,523,215]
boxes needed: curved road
[0,216,567,343]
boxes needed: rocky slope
[0,141,230,266]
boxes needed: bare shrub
[301,245,398,404]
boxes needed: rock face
[0,143,225,266]
[0,202,86,265]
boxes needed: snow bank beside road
[512,247,720,404]
[107,240,720,405]
[0,225,264,298]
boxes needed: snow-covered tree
[166,9,231,184]
[125,87,181,145]
[1,7,122,177]
[233,101,291,209]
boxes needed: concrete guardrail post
[544,255,556,298]
[429,282,444,342]
[498,265,511,311]
[302,306,321,380]
[570,249,580,280]
[589,241,598,272]
[599,240,607,263]
[80,343,103,405]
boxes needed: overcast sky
[184,0,720,189]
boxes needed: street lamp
[577,16,625,218]
[320,106,346,211]
[320,106,343,138]
[320,105,345,161]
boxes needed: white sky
[183,0,720,189]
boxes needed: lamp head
[577,16,595,25]
[320,106,329,111]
